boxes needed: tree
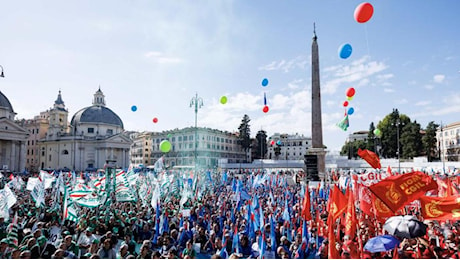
[399,120,423,159]
[422,121,439,162]
[238,114,251,162]
[340,140,367,159]
[377,109,411,159]
[254,130,268,159]
[366,122,376,152]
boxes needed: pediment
[0,118,29,141]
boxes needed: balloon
[131,105,137,112]
[354,2,374,23]
[262,105,269,113]
[220,96,228,104]
[347,95,354,101]
[338,43,353,59]
[261,78,269,87]
[346,87,355,97]
[167,134,172,138]
[348,107,355,115]
[276,140,282,145]
[159,140,172,153]
[270,140,275,145]
[153,117,158,123]
[374,129,382,137]
[343,101,349,107]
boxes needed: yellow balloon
[347,96,354,101]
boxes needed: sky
[1,0,459,153]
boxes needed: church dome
[0,91,14,113]
[70,105,124,128]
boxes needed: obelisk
[307,23,326,181]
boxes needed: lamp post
[190,93,203,175]
[396,118,401,174]
[441,122,445,174]
[0,65,4,77]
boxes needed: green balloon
[160,140,172,153]
[220,96,227,104]
[374,129,381,137]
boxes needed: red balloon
[343,101,349,107]
[354,2,374,23]
[346,87,356,97]
[270,140,275,145]
[262,105,269,113]
[153,117,158,123]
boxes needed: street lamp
[0,65,4,78]
[396,118,401,174]
[190,93,203,175]
[440,122,445,174]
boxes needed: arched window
[62,150,69,155]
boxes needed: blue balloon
[276,140,282,145]
[348,107,354,115]
[339,43,353,59]
[131,105,137,112]
[261,78,269,87]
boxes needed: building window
[62,150,69,155]
[88,128,94,133]
[172,137,176,142]
[107,129,113,135]
[49,155,52,161]
[184,136,188,141]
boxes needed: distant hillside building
[129,127,246,169]
[267,133,312,160]
[438,121,460,162]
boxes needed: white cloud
[286,79,304,90]
[433,74,445,83]
[424,84,434,90]
[322,55,388,94]
[415,100,432,106]
[395,99,408,105]
[384,88,394,93]
[258,55,307,73]
[144,51,184,64]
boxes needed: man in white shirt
[77,227,96,257]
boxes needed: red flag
[327,214,340,259]
[447,177,453,197]
[301,186,312,221]
[387,165,393,176]
[420,195,460,221]
[357,148,381,169]
[344,186,357,241]
[358,183,393,219]
[369,171,438,213]
[327,185,348,219]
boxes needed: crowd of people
[0,168,459,259]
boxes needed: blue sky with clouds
[1,1,459,152]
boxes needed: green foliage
[340,140,367,159]
[238,115,251,160]
[254,130,268,159]
[340,109,440,161]
[422,121,440,162]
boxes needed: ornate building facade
[37,88,132,171]
[0,91,28,172]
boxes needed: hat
[280,236,287,242]
[92,239,100,244]
[62,231,71,236]
[86,227,94,232]
[84,253,92,257]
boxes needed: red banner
[420,195,460,221]
[369,171,438,213]
[358,183,393,218]
[357,148,381,169]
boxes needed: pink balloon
[153,117,158,123]
[343,101,349,107]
